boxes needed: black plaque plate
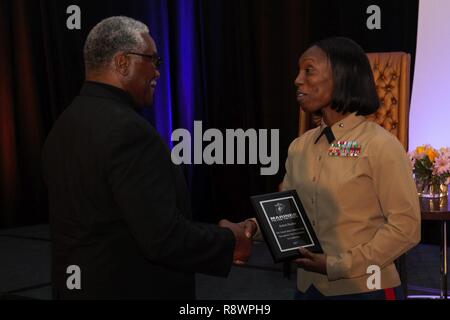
[250,190,322,262]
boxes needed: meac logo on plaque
[274,203,286,215]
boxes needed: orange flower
[416,146,425,154]
[426,149,438,162]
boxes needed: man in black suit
[42,16,251,300]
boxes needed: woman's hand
[293,247,327,275]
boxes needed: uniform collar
[315,113,366,145]
[314,126,335,144]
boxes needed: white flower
[433,155,450,176]
[408,151,417,167]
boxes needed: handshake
[218,219,258,265]
[219,219,328,275]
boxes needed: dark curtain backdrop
[0,0,419,228]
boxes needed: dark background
[0,0,420,230]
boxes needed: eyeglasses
[126,52,163,68]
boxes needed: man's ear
[114,52,130,76]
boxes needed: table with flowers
[420,196,449,299]
[409,145,450,299]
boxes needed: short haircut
[314,37,379,116]
[83,16,149,71]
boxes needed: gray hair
[84,16,149,71]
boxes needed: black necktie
[314,126,335,144]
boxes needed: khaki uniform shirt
[252,112,421,296]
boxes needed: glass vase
[415,178,449,198]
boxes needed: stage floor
[0,224,447,300]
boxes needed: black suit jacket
[42,82,235,299]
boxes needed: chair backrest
[298,52,411,150]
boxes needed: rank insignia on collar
[328,141,362,157]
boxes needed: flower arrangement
[408,145,450,197]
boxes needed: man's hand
[219,219,253,265]
[238,219,258,239]
[293,247,327,275]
